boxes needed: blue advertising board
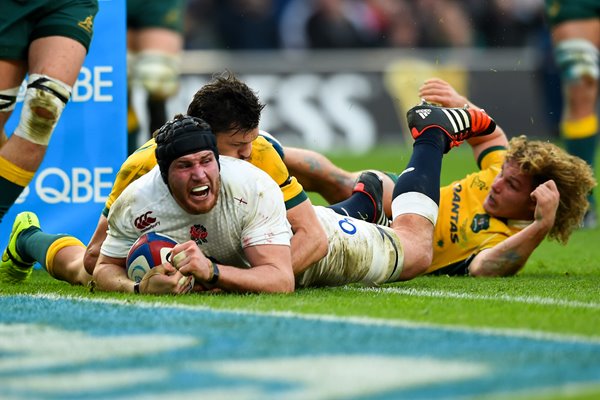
[0,0,126,251]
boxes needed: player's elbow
[399,251,432,281]
[83,245,100,276]
[91,263,110,291]
[468,258,524,277]
[313,228,329,261]
[271,271,295,293]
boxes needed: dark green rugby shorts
[0,0,99,60]
[545,0,600,26]
[127,0,184,33]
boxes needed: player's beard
[191,179,220,214]
[171,177,220,215]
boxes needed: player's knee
[397,235,433,280]
[413,250,433,273]
[130,51,180,100]
[400,251,432,280]
[554,39,599,84]
[13,74,71,145]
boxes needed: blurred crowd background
[174,0,561,136]
[183,0,547,51]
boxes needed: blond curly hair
[505,135,596,244]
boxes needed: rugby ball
[126,232,178,282]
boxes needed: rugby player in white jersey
[93,103,496,294]
[94,115,295,294]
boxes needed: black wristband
[207,260,220,285]
[133,281,140,294]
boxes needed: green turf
[1,144,599,343]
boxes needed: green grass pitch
[2,144,599,336]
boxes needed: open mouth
[191,185,209,198]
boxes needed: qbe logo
[16,167,114,204]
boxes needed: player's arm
[252,136,328,273]
[287,198,329,274]
[469,180,560,276]
[173,240,295,293]
[419,78,509,160]
[83,215,108,275]
[93,254,137,293]
[94,253,192,294]
[282,146,356,204]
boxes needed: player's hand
[418,78,469,108]
[170,240,213,282]
[530,180,559,230]
[139,263,193,295]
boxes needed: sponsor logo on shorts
[78,16,94,33]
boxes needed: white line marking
[348,286,600,310]
[189,356,489,399]
[5,293,600,345]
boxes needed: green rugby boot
[0,211,40,283]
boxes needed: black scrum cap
[155,115,219,184]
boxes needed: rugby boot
[353,171,389,226]
[407,103,496,153]
[0,211,40,283]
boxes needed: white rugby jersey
[101,156,292,268]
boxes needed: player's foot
[407,103,496,152]
[0,212,40,283]
[353,172,389,226]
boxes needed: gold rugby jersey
[102,135,307,217]
[427,147,527,275]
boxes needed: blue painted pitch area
[1,295,599,399]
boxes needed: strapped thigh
[13,74,72,145]
[554,38,599,83]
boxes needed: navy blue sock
[328,191,375,222]
[392,128,445,205]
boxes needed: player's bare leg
[128,27,182,151]
[47,246,92,286]
[0,36,86,223]
[551,19,600,228]
[0,210,90,285]
[393,104,496,279]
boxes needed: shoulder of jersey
[258,130,285,158]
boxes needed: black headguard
[155,115,219,184]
